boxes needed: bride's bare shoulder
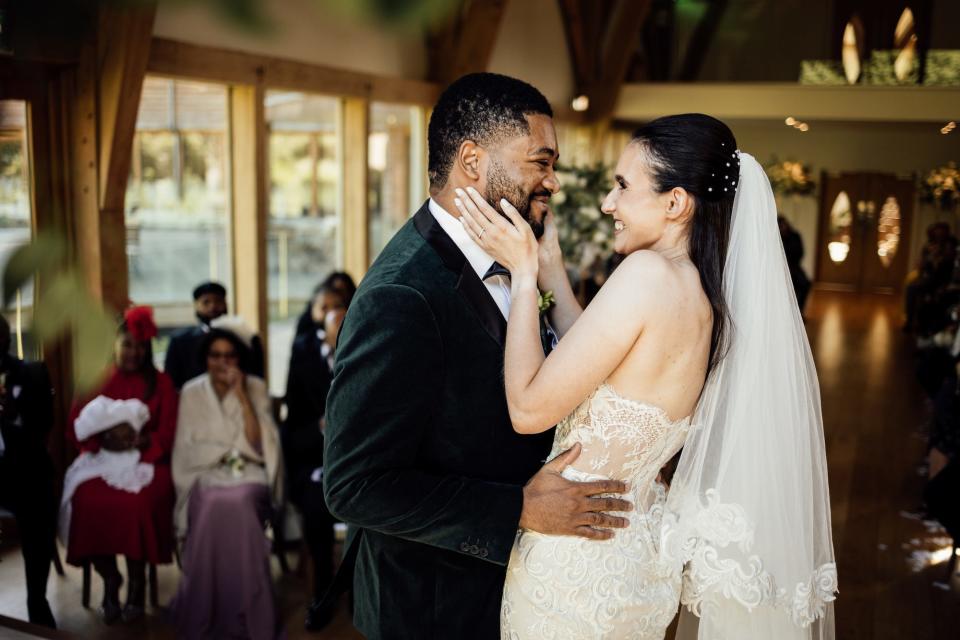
[607,250,681,294]
[599,250,701,316]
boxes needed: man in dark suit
[283,283,348,630]
[0,316,57,628]
[324,73,631,640]
[163,281,264,389]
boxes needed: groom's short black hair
[428,73,553,189]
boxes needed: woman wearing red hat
[65,306,178,624]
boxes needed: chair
[269,395,299,574]
[81,562,159,609]
[945,542,959,583]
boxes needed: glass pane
[126,77,232,361]
[368,102,425,261]
[827,190,853,264]
[877,196,901,268]
[266,91,341,396]
[0,100,37,360]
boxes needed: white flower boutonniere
[223,448,246,478]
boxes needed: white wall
[153,0,427,79]
[486,0,575,109]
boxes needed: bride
[454,113,837,639]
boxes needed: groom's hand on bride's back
[519,443,632,540]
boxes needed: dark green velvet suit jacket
[324,202,554,639]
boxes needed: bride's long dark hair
[630,113,736,374]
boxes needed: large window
[265,91,342,396]
[368,102,426,260]
[125,77,233,333]
[0,100,36,360]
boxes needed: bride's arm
[536,212,582,338]
[456,188,658,434]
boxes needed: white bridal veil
[661,152,838,639]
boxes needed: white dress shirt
[429,198,512,319]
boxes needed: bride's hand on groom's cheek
[519,443,633,540]
[454,187,539,279]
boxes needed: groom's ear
[456,140,484,182]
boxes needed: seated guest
[164,281,265,389]
[293,271,357,339]
[284,281,348,629]
[906,223,957,335]
[778,216,811,312]
[60,396,155,562]
[926,371,960,561]
[66,306,177,624]
[0,316,57,628]
[171,319,283,640]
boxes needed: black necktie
[483,262,510,281]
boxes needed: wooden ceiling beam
[147,38,441,105]
[579,0,653,123]
[426,0,509,86]
[677,0,729,82]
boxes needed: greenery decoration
[552,164,614,276]
[801,50,960,86]
[3,232,116,393]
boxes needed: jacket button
[459,543,470,552]
[469,545,479,555]
[479,548,489,558]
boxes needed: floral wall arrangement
[764,159,817,197]
[920,162,960,211]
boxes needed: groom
[324,73,631,639]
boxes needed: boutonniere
[223,448,246,478]
[538,290,556,314]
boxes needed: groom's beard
[485,157,547,239]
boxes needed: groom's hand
[519,443,632,540]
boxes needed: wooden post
[229,83,270,367]
[342,97,369,280]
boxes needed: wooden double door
[816,172,914,293]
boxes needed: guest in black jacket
[163,281,265,389]
[0,316,57,628]
[284,281,348,630]
[779,216,811,312]
[292,272,356,340]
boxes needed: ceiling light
[785,117,796,126]
[799,123,810,132]
[571,95,589,112]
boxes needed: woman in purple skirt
[171,318,284,639]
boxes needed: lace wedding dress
[501,152,837,639]
[501,383,690,640]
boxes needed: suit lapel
[414,203,507,347]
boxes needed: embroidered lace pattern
[501,384,690,639]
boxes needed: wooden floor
[808,291,960,639]
[1,290,958,639]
